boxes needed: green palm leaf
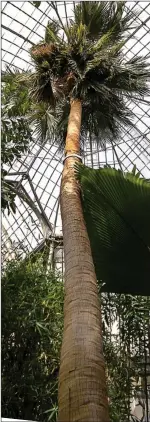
[76,164,150,295]
[9,1,149,150]
[73,2,135,41]
[45,20,60,43]
[4,2,150,150]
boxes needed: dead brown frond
[31,43,56,62]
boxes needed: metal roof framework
[1,1,150,267]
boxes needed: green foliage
[32,1,41,8]
[2,257,150,421]
[104,340,133,421]
[1,70,33,214]
[73,1,135,42]
[1,170,17,214]
[76,164,150,295]
[102,292,150,422]
[45,20,60,43]
[1,257,63,422]
[15,1,150,149]
[2,70,32,163]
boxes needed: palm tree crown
[17,1,150,147]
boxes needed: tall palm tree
[10,2,150,421]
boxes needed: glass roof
[2,1,150,264]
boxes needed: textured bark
[58,99,110,422]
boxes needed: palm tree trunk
[58,99,110,422]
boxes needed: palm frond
[5,2,150,148]
[106,56,150,96]
[45,20,60,43]
[75,164,150,295]
[80,85,136,147]
[73,2,117,40]
[73,2,137,41]
[29,99,70,150]
[28,102,51,142]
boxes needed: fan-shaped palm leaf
[76,164,150,295]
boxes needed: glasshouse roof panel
[1,1,150,263]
